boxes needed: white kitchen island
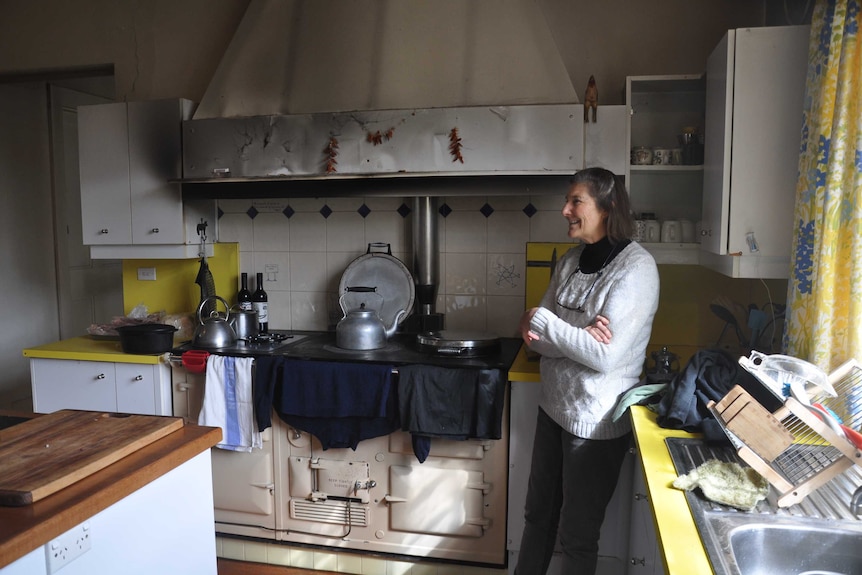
[0,413,221,575]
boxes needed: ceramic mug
[632,220,646,242]
[653,148,673,165]
[643,220,661,243]
[680,219,695,243]
[671,148,683,165]
[661,220,681,243]
[631,146,653,165]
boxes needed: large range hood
[180,0,586,194]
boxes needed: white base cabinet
[627,450,664,575]
[1,451,217,575]
[507,381,632,574]
[30,358,172,416]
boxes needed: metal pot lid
[339,243,414,328]
[416,330,500,349]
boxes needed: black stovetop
[282,332,521,370]
[175,330,521,371]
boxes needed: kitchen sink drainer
[707,353,862,507]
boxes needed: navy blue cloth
[655,348,775,443]
[398,365,506,462]
[254,356,399,450]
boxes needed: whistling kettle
[336,292,406,350]
[193,295,237,349]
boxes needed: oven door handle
[383,494,407,504]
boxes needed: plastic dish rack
[708,355,862,507]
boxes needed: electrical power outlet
[45,522,91,573]
[137,267,157,281]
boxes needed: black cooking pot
[116,323,177,354]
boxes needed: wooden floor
[217,558,332,575]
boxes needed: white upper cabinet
[78,99,216,259]
[701,26,810,278]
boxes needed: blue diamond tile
[320,205,333,219]
[523,203,537,217]
[358,204,371,218]
[397,203,411,218]
[480,203,494,218]
[283,205,295,218]
[246,206,259,219]
[439,203,452,217]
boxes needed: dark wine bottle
[252,272,269,333]
[237,273,253,311]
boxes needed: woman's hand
[519,308,540,346]
[585,314,612,344]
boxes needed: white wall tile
[486,295,524,337]
[444,253,487,295]
[360,557,389,575]
[290,548,315,569]
[444,295,487,331]
[487,253,524,296]
[489,195,531,211]
[265,543,291,566]
[253,251,290,292]
[290,251,328,292]
[218,212,254,248]
[289,212,326,251]
[444,211,487,253]
[487,211,530,254]
[291,291,331,331]
[252,212,290,251]
[326,211,366,252]
[365,210,409,253]
[529,211,571,243]
[242,540,268,563]
[313,551,339,572]
[326,196,366,211]
[265,290,292,330]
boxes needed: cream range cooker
[170,330,520,566]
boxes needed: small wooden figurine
[584,75,598,123]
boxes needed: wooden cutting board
[0,410,183,506]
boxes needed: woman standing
[515,168,660,575]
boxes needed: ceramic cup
[643,220,661,243]
[633,220,646,242]
[631,146,653,165]
[671,148,683,165]
[653,148,673,165]
[680,219,695,243]
[661,220,681,243]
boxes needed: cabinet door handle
[99,229,109,234]
[151,228,159,234]
[634,492,649,501]
[96,373,106,380]
[134,375,143,381]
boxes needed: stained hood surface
[194,0,578,119]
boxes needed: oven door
[171,362,277,538]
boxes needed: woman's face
[562,183,608,244]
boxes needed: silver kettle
[335,293,405,350]
[193,295,238,349]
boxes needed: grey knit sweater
[528,241,659,439]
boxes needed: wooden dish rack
[708,358,862,507]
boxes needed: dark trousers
[514,408,630,575]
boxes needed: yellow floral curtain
[785,0,862,370]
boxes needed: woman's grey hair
[570,167,634,243]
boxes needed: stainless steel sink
[666,437,862,575]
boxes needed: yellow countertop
[22,336,166,365]
[630,405,711,574]
[507,343,540,382]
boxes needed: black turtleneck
[578,237,631,274]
